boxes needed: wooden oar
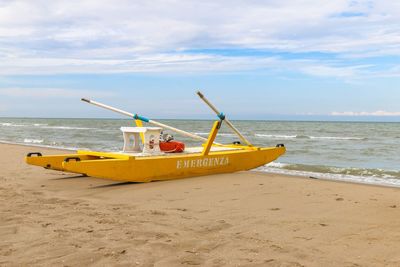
[196,91,253,146]
[81,98,210,143]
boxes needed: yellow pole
[196,91,253,147]
[134,119,145,144]
[202,120,221,156]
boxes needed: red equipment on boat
[159,141,185,153]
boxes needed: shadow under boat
[90,181,140,189]
[52,174,88,180]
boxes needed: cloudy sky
[0,0,399,120]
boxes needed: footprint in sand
[270,208,280,211]
[239,248,260,253]
[199,220,232,234]
[212,258,226,265]
[180,254,205,266]
[41,223,52,228]
[270,244,284,252]
[150,210,167,216]
[176,208,188,212]
[198,210,209,213]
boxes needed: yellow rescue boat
[25,92,286,182]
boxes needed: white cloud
[0,1,399,75]
[331,111,400,116]
[0,88,114,98]
[300,64,362,78]
[0,53,373,79]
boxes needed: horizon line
[2,116,400,123]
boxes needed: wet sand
[1,143,400,266]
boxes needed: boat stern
[25,152,112,174]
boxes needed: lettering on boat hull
[176,156,230,169]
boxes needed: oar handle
[197,92,219,114]
[81,98,134,118]
[81,98,213,143]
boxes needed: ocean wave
[193,132,236,137]
[1,122,97,130]
[266,162,290,168]
[0,122,26,127]
[255,134,297,139]
[23,138,44,144]
[309,136,365,140]
[256,162,400,187]
[193,132,211,136]
[1,122,50,127]
[255,133,365,141]
[42,126,95,130]
[218,133,236,137]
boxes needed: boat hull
[26,146,285,182]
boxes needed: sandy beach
[1,143,400,266]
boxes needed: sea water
[1,118,400,187]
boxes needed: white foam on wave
[309,136,365,140]
[23,138,44,144]
[0,122,25,127]
[194,132,210,136]
[256,162,400,188]
[0,123,90,130]
[218,133,236,137]
[255,133,364,141]
[193,132,236,137]
[42,126,95,130]
[265,162,290,168]
[255,134,297,139]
